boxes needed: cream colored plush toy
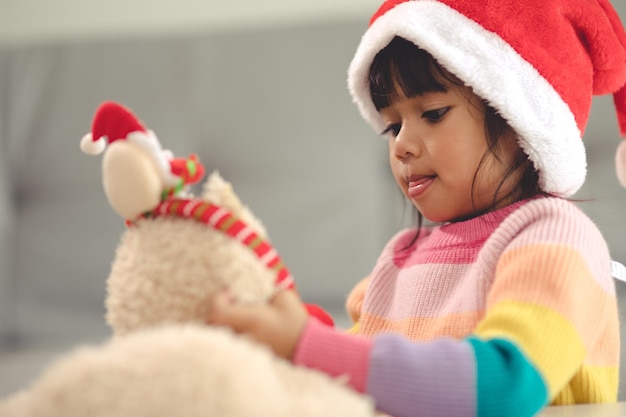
[0,102,375,417]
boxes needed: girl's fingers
[269,289,304,312]
[207,289,308,359]
[207,290,258,332]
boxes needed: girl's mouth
[407,175,435,198]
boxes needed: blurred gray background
[1,0,625,401]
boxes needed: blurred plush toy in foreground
[0,101,370,417]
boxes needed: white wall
[0,0,381,45]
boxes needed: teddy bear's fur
[0,171,375,417]
[1,325,374,417]
[106,172,277,336]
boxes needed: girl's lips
[407,176,435,198]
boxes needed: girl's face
[381,86,520,223]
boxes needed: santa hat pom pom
[616,140,626,188]
[80,133,106,155]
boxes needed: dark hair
[368,37,545,245]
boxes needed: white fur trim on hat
[80,133,107,155]
[125,129,179,188]
[348,1,586,196]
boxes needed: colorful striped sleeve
[369,335,549,417]
[294,318,549,417]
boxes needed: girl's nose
[392,126,422,159]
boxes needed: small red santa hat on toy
[80,101,205,219]
[348,0,626,197]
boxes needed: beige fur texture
[1,325,374,417]
[106,215,275,335]
[0,172,375,417]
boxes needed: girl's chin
[412,203,473,224]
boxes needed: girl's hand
[208,289,309,360]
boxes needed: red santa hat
[80,101,179,188]
[80,101,147,155]
[348,0,626,196]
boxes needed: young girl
[209,1,626,416]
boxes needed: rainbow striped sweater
[293,197,620,417]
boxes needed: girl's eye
[381,123,402,138]
[422,107,450,123]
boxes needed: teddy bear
[0,101,375,417]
